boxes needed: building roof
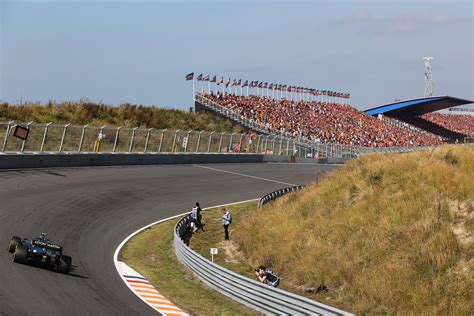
[365,96,473,117]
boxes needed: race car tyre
[8,236,21,253]
[57,255,72,274]
[13,245,28,264]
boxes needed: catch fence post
[78,124,89,152]
[229,132,235,152]
[40,122,52,152]
[144,128,153,152]
[218,132,225,152]
[279,137,283,155]
[158,129,166,152]
[171,130,179,153]
[20,121,34,152]
[207,131,214,152]
[184,130,192,152]
[2,120,14,152]
[238,133,244,153]
[264,135,270,153]
[196,131,203,153]
[113,126,122,152]
[59,123,71,152]
[129,127,138,153]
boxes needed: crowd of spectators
[421,113,474,137]
[202,92,444,147]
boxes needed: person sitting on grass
[255,265,280,287]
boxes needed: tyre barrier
[173,189,353,315]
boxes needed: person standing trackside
[195,202,202,229]
[222,208,232,241]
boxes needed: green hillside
[0,100,242,132]
[235,145,474,315]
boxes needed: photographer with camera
[255,265,280,287]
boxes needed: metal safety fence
[1,119,431,158]
[258,185,305,208]
[174,186,353,315]
[0,121,358,158]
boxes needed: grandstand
[365,96,474,141]
[189,74,473,148]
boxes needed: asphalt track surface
[0,163,337,315]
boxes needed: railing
[259,185,305,208]
[195,94,434,157]
[0,121,247,155]
[1,118,433,158]
[173,191,353,315]
[0,121,356,158]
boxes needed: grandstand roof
[365,96,473,117]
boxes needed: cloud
[384,12,473,33]
[344,11,473,34]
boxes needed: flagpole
[208,81,210,94]
[192,78,195,100]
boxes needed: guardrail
[174,190,353,315]
[258,185,305,208]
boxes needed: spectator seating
[202,92,444,148]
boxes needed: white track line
[113,198,260,314]
[192,164,298,186]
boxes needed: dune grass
[231,145,474,315]
[0,100,242,132]
[121,216,259,316]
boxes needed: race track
[0,163,337,315]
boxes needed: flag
[197,74,203,81]
[185,72,194,81]
[226,78,231,87]
[210,75,216,83]
[242,80,248,87]
[217,77,224,85]
[258,82,263,88]
[237,79,242,86]
[203,75,210,81]
[232,79,237,86]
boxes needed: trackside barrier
[173,190,353,315]
[1,119,433,159]
[258,185,305,208]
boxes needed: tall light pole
[423,57,434,97]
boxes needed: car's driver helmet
[39,232,48,241]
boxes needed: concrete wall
[0,153,350,169]
[0,153,270,169]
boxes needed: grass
[0,99,242,132]
[121,215,259,316]
[187,201,261,280]
[230,145,474,315]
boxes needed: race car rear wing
[32,239,62,251]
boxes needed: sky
[1,0,473,111]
